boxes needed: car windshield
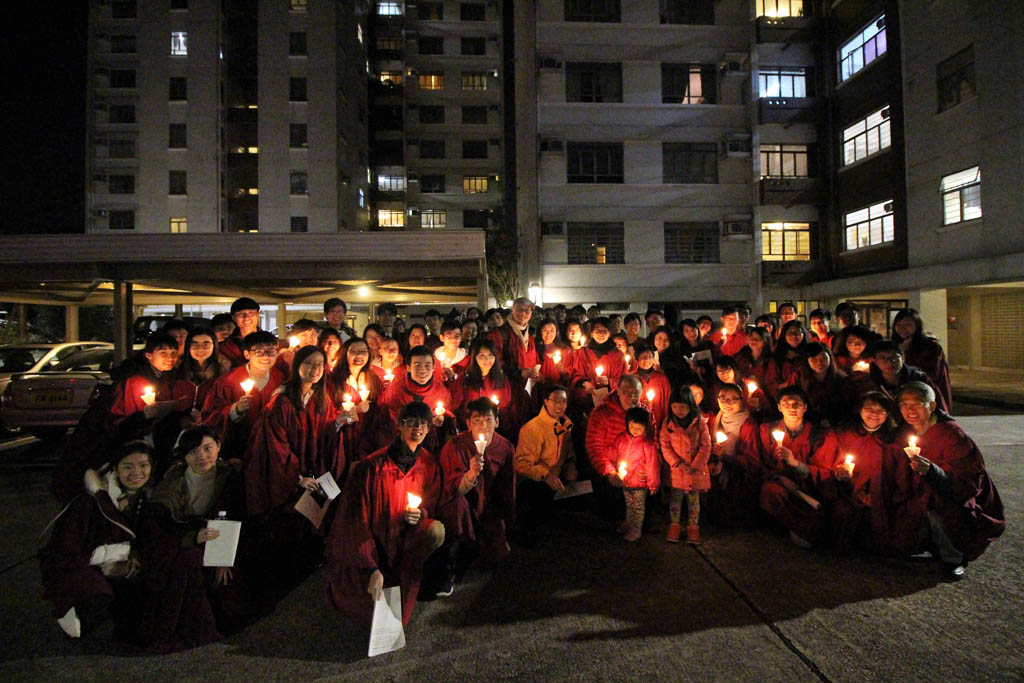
[0,347,49,372]
[50,349,114,373]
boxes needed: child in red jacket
[612,407,661,542]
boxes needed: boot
[666,523,682,544]
[686,525,700,545]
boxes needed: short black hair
[542,384,568,401]
[324,297,346,314]
[809,308,831,322]
[778,301,797,313]
[624,312,642,325]
[174,425,219,460]
[625,406,651,427]
[242,330,278,351]
[162,319,189,334]
[144,331,178,353]
[406,344,434,362]
[378,302,398,315]
[869,339,904,358]
[777,385,809,404]
[289,318,321,334]
[466,396,499,420]
[211,313,235,329]
[398,401,433,423]
[644,308,664,319]
[440,319,462,334]
[424,308,441,318]
[230,297,260,315]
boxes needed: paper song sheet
[202,519,241,567]
[553,479,593,501]
[368,586,406,657]
[316,471,341,500]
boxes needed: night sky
[2,5,88,234]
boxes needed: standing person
[867,341,948,414]
[585,375,643,519]
[891,382,1004,578]
[571,317,627,411]
[514,386,576,547]
[177,326,229,411]
[753,314,779,348]
[488,297,541,387]
[611,408,661,542]
[808,309,835,350]
[434,319,469,383]
[375,302,399,338]
[401,324,429,361]
[376,345,454,454]
[325,402,447,626]
[370,336,405,386]
[835,301,860,330]
[777,302,798,327]
[461,318,480,350]
[696,315,714,339]
[210,313,237,344]
[330,338,383,460]
[659,387,711,545]
[275,318,321,375]
[709,306,749,357]
[362,323,386,365]
[633,344,672,427]
[773,320,811,389]
[892,308,952,412]
[797,343,855,427]
[706,383,762,527]
[218,298,262,368]
[323,297,356,341]
[451,339,524,442]
[318,327,344,377]
[423,309,444,351]
[833,324,877,397]
[736,327,779,403]
[41,441,153,640]
[677,318,715,387]
[535,319,573,389]
[644,308,666,338]
[650,325,685,384]
[623,312,643,349]
[162,320,191,364]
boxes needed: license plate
[31,391,72,406]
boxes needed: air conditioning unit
[723,220,752,239]
[724,132,752,158]
[540,138,564,152]
[880,108,891,120]
[883,201,893,213]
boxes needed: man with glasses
[585,375,643,520]
[326,401,447,626]
[867,340,948,414]
[488,297,541,385]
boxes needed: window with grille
[420,175,446,193]
[109,175,135,194]
[170,32,188,56]
[111,35,136,53]
[461,37,485,55]
[660,0,713,24]
[664,222,720,263]
[169,77,187,100]
[661,64,715,103]
[108,138,136,158]
[462,140,488,159]
[937,46,975,112]
[289,32,307,56]
[109,69,135,88]
[379,71,403,86]
[376,36,402,52]
[290,123,307,148]
[760,144,809,178]
[842,106,890,166]
[378,209,405,227]
[169,123,186,148]
[940,167,981,225]
[762,222,811,261]
[565,0,620,22]
[756,0,803,17]
[377,2,402,16]
[378,175,407,191]
[568,222,624,264]
[461,3,485,20]
[462,106,487,124]
[290,0,307,10]
[461,72,488,90]
[758,67,808,98]
[290,216,308,232]
[419,37,444,55]
[169,170,187,195]
[289,78,307,101]
[567,142,623,183]
[663,143,717,184]
[421,210,446,228]
[290,171,308,195]
[170,216,187,233]
[419,105,445,123]
[419,72,445,90]
[566,62,623,103]
[844,201,894,250]
[420,140,445,158]
[109,210,135,230]
[463,176,488,193]
[839,14,886,83]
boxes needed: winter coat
[659,415,712,491]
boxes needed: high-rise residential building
[85,0,370,235]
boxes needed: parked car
[133,316,210,344]
[0,346,118,439]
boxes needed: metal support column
[65,305,79,342]
[112,281,133,362]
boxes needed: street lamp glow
[358,286,369,296]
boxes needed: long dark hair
[281,345,330,413]
[798,342,841,392]
[535,319,568,356]
[668,385,700,428]
[179,326,223,385]
[464,338,507,390]
[891,308,931,353]
[401,323,429,358]
[834,324,877,359]
[333,337,382,401]
[736,326,773,369]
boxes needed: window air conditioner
[723,220,752,238]
[540,138,564,152]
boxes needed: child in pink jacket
[659,386,712,545]
[612,407,661,542]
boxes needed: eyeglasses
[400,418,429,428]
[779,401,805,409]
[898,401,927,409]
[250,348,278,357]
[718,397,742,405]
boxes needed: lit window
[170,216,187,233]
[839,15,886,83]
[290,0,308,10]
[844,200,894,251]
[758,67,807,98]
[842,106,891,166]
[378,209,405,227]
[662,64,715,104]
[761,222,811,261]
[377,2,402,16]
[756,0,803,17]
[171,32,188,56]
[760,144,808,178]
[379,71,403,86]
[940,167,981,225]
[463,176,488,194]
[377,36,402,51]
[421,210,446,228]
[418,72,445,90]
[461,72,488,90]
[567,222,624,264]
[378,175,407,191]
[358,189,366,207]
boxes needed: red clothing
[450,374,525,443]
[201,365,286,461]
[635,369,672,427]
[611,432,661,492]
[585,394,629,477]
[904,339,952,411]
[737,356,781,402]
[537,346,573,385]
[110,372,191,428]
[706,412,762,527]
[369,362,406,385]
[218,338,246,368]
[376,374,453,453]
[757,421,822,475]
[325,445,445,627]
[659,415,712,492]
[488,324,539,378]
[710,329,749,357]
[758,421,825,542]
[570,346,626,409]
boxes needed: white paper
[592,387,610,408]
[317,471,341,500]
[202,519,241,567]
[368,586,406,657]
[553,479,593,500]
[525,377,535,396]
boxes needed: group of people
[39,295,1005,649]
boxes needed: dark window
[418,2,443,19]
[109,175,135,194]
[289,32,307,56]
[289,77,307,101]
[290,216,309,232]
[565,0,619,22]
[168,170,187,195]
[661,64,716,103]
[462,105,487,124]
[419,105,445,123]
[663,143,718,183]
[109,69,136,88]
[169,123,187,148]
[462,140,488,159]
[290,171,308,194]
[110,35,136,53]
[567,142,623,183]
[290,123,308,148]
[375,139,404,165]
[373,105,404,130]
[567,222,625,263]
[659,0,713,24]
[541,221,564,236]
[463,209,489,228]
[420,174,446,193]
[460,2,485,20]
[111,1,136,18]
[108,138,136,158]
[169,77,187,100]
[461,37,486,55]
[109,104,136,123]
[420,140,446,158]
[937,45,975,112]
[664,222,720,263]
[419,37,444,54]
[109,210,135,230]
[171,0,188,8]
[566,62,622,102]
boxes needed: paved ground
[1,412,1021,681]
[951,368,1024,411]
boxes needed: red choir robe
[902,339,953,411]
[217,337,246,368]
[375,373,453,454]
[325,443,446,627]
[328,370,383,461]
[488,323,540,381]
[449,374,526,443]
[799,369,858,427]
[436,431,516,565]
[737,356,781,403]
[709,329,749,357]
[635,369,672,428]
[570,344,627,410]
[201,365,286,462]
[757,421,825,542]
[110,371,192,431]
[706,411,763,526]
[537,345,573,385]
[370,362,406,387]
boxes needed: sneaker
[57,607,81,639]
[941,562,967,581]
[624,526,641,542]
[435,574,455,597]
[686,525,701,545]
[789,530,813,549]
[666,523,682,544]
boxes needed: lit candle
[595,365,604,377]
[746,381,758,394]
[141,386,156,406]
[772,429,786,446]
[341,393,355,412]
[617,461,628,479]
[358,387,370,403]
[904,434,921,459]
[240,379,255,395]
[553,350,562,364]
[580,336,587,346]
[844,454,856,476]
[908,435,917,448]
[434,401,445,417]
[383,368,394,382]
[475,434,487,454]
[406,492,421,510]
[490,393,500,406]
[624,354,631,365]
[288,335,300,349]
[854,360,870,372]
[716,431,728,444]
[646,388,655,402]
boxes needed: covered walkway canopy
[0,231,487,358]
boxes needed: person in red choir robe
[217,297,262,368]
[889,382,1004,580]
[275,318,321,376]
[584,374,642,520]
[808,308,835,350]
[753,314,779,349]
[892,308,953,412]
[201,331,286,462]
[376,345,454,455]
[633,343,672,428]
[708,305,749,357]
[706,383,762,527]
[210,313,237,345]
[809,392,897,553]
[461,318,480,350]
[428,398,516,596]
[325,401,447,627]
[176,327,230,413]
[564,319,586,352]
[833,324,878,376]
[450,338,524,442]
[659,386,711,545]
[796,342,856,428]
[867,340,948,415]
[161,319,190,367]
[400,324,429,361]
[777,301,798,327]
[713,355,766,419]
[433,319,470,384]
[40,441,153,641]
[570,317,627,411]
[330,338,383,461]
[736,326,780,404]
[535,319,573,388]
[612,333,635,373]
[362,323,386,365]
[370,335,406,386]
[772,320,811,390]
[488,297,540,384]
[758,386,826,548]
[318,327,344,378]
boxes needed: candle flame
[434,401,445,416]
[595,365,604,377]
[746,381,758,394]
[908,435,917,448]
[141,386,156,405]
[406,492,422,509]
[854,360,870,372]
[646,388,655,401]
[844,454,856,475]
[383,369,394,380]
[288,336,300,349]
[624,355,631,364]
[240,379,255,395]
[553,351,562,364]
[342,393,352,403]
[580,336,587,345]
[490,394,500,405]
[617,461,628,479]
[358,388,370,402]
[772,429,786,445]
[716,431,728,444]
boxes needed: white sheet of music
[368,586,406,657]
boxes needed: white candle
[646,388,655,402]
[854,360,870,372]
[580,336,587,346]
[908,435,918,448]
[288,335,300,349]
[595,365,604,377]
[383,369,394,382]
[341,393,354,412]
[406,492,421,510]
[716,431,728,444]
[475,434,487,454]
[844,454,856,476]
[490,394,500,406]
[240,379,255,395]
[358,387,370,403]
[624,354,631,365]
[434,401,445,417]
[141,386,156,406]
[746,381,758,394]
[772,429,786,446]
[553,350,562,364]
[617,461,628,479]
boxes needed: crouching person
[325,402,446,627]
[40,441,153,640]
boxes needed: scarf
[388,438,419,474]
[507,318,531,349]
[588,338,618,358]
[716,409,750,455]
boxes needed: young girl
[612,407,661,542]
[659,387,712,544]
